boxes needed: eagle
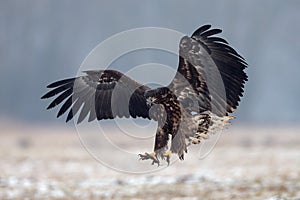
[42,24,247,165]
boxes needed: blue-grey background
[0,0,299,125]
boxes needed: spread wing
[169,24,248,116]
[41,70,151,123]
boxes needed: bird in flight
[42,24,247,166]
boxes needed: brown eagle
[42,25,247,165]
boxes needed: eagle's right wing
[41,70,151,123]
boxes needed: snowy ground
[0,121,299,199]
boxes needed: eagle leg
[139,152,160,166]
[162,150,172,166]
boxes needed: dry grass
[0,121,300,199]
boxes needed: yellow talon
[139,152,159,166]
[163,150,172,157]
[148,152,156,157]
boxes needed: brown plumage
[42,24,248,165]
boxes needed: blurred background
[1,0,300,126]
[0,1,300,199]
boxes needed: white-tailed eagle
[42,25,248,165]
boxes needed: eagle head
[144,89,159,107]
[144,87,173,107]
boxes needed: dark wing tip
[191,24,212,37]
[45,88,73,110]
[209,36,229,44]
[200,28,222,38]
[56,96,73,118]
[41,93,49,99]
[47,78,76,88]
[66,110,74,122]
[46,104,55,110]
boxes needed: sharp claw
[192,138,201,144]
[138,152,160,166]
[152,159,160,166]
[198,133,209,139]
[139,151,174,166]
[166,157,170,166]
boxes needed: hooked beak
[146,97,156,107]
[146,98,153,107]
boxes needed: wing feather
[191,24,211,37]
[170,24,247,116]
[42,70,151,123]
[46,88,73,109]
[57,95,73,118]
[200,29,222,38]
[47,78,76,88]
